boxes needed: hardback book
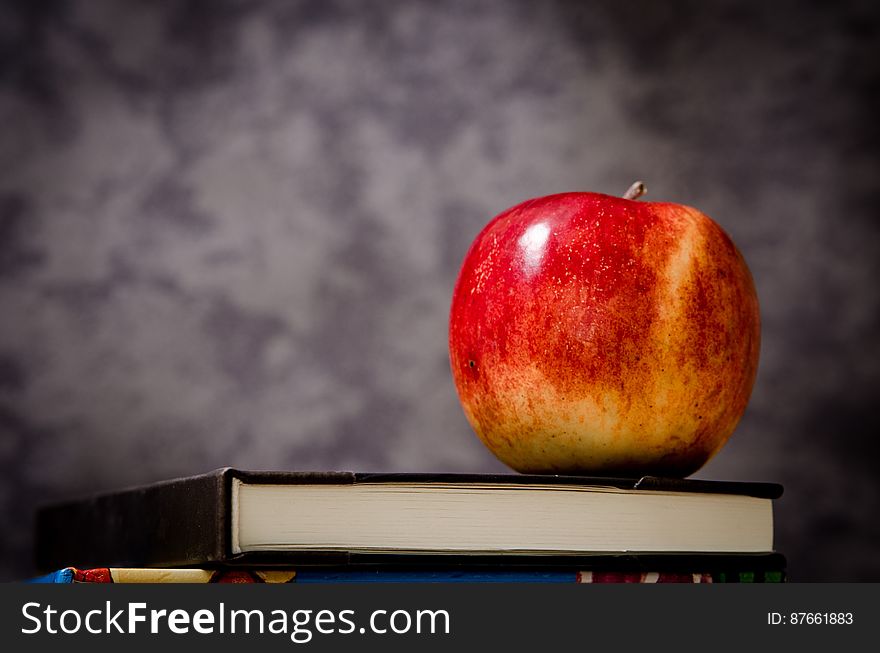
[28,567,297,584]
[28,562,786,584]
[34,468,783,572]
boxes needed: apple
[448,183,760,477]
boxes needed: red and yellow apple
[448,186,760,477]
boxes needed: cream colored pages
[232,482,773,555]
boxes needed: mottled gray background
[1,0,878,581]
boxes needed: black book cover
[34,468,783,572]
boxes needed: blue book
[27,568,78,584]
[294,569,576,583]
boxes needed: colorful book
[35,468,783,572]
[28,568,297,584]
[28,564,786,584]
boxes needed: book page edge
[231,477,242,555]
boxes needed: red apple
[448,184,760,477]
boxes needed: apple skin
[449,192,760,477]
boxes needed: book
[27,567,297,584]
[28,561,786,584]
[34,468,782,572]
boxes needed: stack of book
[31,468,786,583]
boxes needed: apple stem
[623,181,647,200]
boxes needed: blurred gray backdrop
[1,0,878,581]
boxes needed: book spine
[25,568,299,583]
[577,570,785,583]
[26,567,786,583]
[26,568,77,584]
[35,470,231,571]
[25,568,577,583]
[294,569,577,583]
[578,571,713,583]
